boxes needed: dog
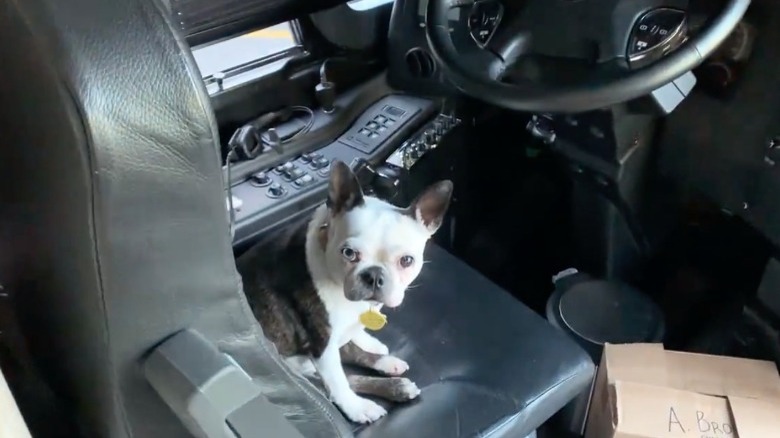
[236,160,452,424]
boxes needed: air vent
[405,48,436,78]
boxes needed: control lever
[316,60,336,114]
[265,128,283,154]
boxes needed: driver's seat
[0,0,593,437]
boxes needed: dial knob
[250,171,271,187]
[267,183,285,198]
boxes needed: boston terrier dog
[236,160,452,424]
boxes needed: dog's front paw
[390,378,421,401]
[353,332,389,355]
[338,394,387,424]
[368,341,390,356]
[374,355,409,376]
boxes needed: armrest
[144,329,304,438]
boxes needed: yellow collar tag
[359,308,387,331]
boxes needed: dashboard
[227,92,461,248]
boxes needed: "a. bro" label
[668,407,735,437]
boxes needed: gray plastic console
[229,94,439,247]
[648,71,697,115]
[144,329,304,438]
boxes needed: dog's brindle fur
[237,213,331,358]
[237,161,452,423]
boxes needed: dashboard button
[267,183,286,198]
[284,167,306,181]
[317,163,332,178]
[293,174,315,189]
[250,171,271,187]
[311,157,330,169]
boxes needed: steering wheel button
[467,0,504,49]
[628,8,688,68]
[359,128,371,135]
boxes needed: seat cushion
[355,244,595,437]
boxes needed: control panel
[385,113,460,169]
[336,103,419,154]
[228,95,437,246]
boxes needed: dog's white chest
[332,301,372,346]
[316,283,373,346]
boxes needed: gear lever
[315,60,336,114]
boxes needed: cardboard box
[585,343,780,438]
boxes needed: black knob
[373,165,404,200]
[315,81,336,114]
[267,183,285,198]
[214,72,226,91]
[424,130,436,145]
[250,171,271,187]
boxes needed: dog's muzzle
[346,266,388,302]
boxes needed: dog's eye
[341,247,359,262]
[399,255,415,268]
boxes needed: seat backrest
[0,0,350,436]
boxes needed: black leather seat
[357,244,594,437]
[0,0,593,436]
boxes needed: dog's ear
[408,180,453,234]
[327,160,364,215]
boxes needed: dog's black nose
[359,266,385,291]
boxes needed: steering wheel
[425,0,751,113]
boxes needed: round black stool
[545,271,665,435]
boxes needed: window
[192,22,300,78]
[347,0,394,11]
